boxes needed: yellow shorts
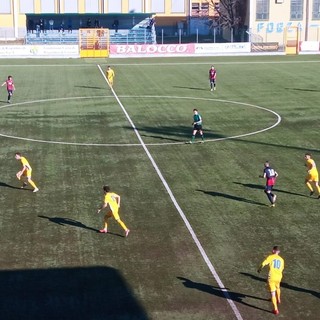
[23,169,32,178]
[268,279,281,292]
[306,171,319,182]
[105,209,120,221]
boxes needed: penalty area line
[97,64,244,320]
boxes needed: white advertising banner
[299,41,320,52]
[0,45,79,58]
[194,42,251,54]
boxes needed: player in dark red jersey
[259,161,278,207]
[209,65,217,92]
[1,75,15,103]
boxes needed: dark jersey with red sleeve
[263,167,277,186]
[209,69,216,80]
[6,79,14,91]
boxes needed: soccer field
[0,55,319,320]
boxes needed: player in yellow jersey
[258,246,284,315]
[97,185,130,237]
[304,153,320,198]
[106,66,115,87]
[15,152,39,192]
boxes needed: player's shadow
[0,181,29,191]
[177,277,271,313]
[38,215,124,237]
[233,182,264,191]
[232,137,320,153]
[140,134,182,142]
[285,87,319,92]
[125,125,226,141]
[172,85,210,91]
[240,272,320,299]
[233,182,308,198]
[196,189,266,206]
[38,215,99,233]
[74,85,104,90]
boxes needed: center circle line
[0,95,281,147]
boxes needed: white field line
[1,59,320,68]
[97,64,244,320]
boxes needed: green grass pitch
[0,55,319,320]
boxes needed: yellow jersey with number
[104,192,119,212]
[261,254,284,281]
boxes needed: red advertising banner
[110,44,195,56]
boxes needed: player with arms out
[106,66,115,87]
[15,152,39,192]
[2,75,15,103]
[259,161,278,207]
[304,153,320,198]
[97,185,130,237]
[209,65,217,92]
[258,246,284,315]
[188,108,204,144]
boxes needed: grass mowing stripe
[97,63,244,320]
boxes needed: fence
[24,28,156,45]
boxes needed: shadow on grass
[124,125,226,141]
[140,134,182,142]
[177,277,271,313]
[240,272,320,299]
[135,122,320,154]
[233,182,309,198]
[196,189,266,206]
[38,215,99,233]
[125,124,320,153]
[234,138,320,154]
[172,85,209,91]
[285,87,319,92]
[38,215,124,237]
[233,182,264,191]
[74,85,104,90]
[0,181,29,191]
[0,266,149,319]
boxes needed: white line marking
[1,59,319,68]
[98,64,244,320]
[0,96,281,147]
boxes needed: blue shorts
[265,185,274,192]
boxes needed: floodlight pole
[13,0,19,38]
[305,0,310,41]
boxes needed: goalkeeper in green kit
[189,108,204,144]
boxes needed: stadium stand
[25,14,156,45]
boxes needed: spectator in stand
[112,19,119,33]
[49,19,54,32]
[68,18,72,33]
[28,19,34,33]
[94,18,100,28]
[39,18,44,33]
[87,18,92,28]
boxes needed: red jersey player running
[1,75,15,103]
[259,161,278,207]
[209,65,217,92]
